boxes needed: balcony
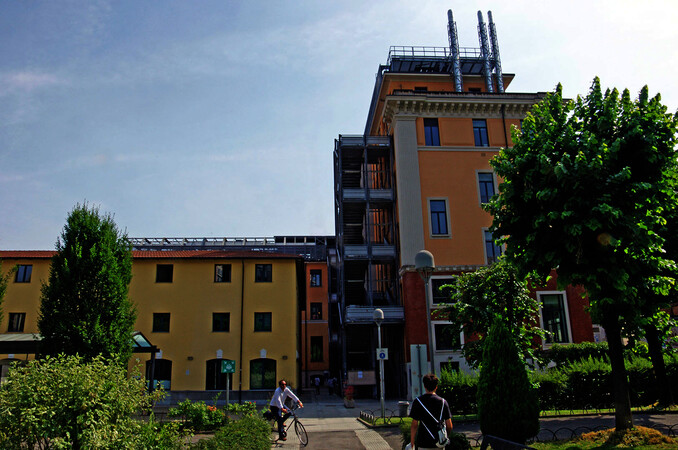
[345,306,405,324]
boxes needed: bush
[539,342,609,366]
[169,399,227,431]
[477,317,539,444]
[438,367,478,416]
[0,354,184,449]
[192,414,270,449]
[530,369,568,411]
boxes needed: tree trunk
[644,323,673,406]
[602,315,633,430]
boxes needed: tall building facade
[0,236,335,399]
[334,10,593,398]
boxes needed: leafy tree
[439,258,544,368]
[487,78,678,429]
[477,317,539,443]
[39,203,137,364]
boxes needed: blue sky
[2,0,678,250]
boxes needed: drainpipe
[239,259,245,403]
[501,104,509,147]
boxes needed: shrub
[192,414,270,449]
[438,367,478,416]
[530,369,567,412]
[169,399,227,432]
[477,317,539,444]
[539,342,609,366]
[0,354,183,449]
[563,357,612,409]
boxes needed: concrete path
[271,390,678,449]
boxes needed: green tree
[440,258,544,368]
[39,203,137,364]
[477,317,539,444]
[487,78,678,429]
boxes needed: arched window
[206,359,233,390]
[249,358,276,389]
[146,359,172,390]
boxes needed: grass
[531,426,677,449]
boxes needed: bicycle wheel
[294,420,308,446]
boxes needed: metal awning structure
[0,331,159,356]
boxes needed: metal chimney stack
[477,11,494,93]
[447,10,463,92]
[487,11,504,93]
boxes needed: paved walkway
[271,390,678,449]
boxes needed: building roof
[0,249,301,260]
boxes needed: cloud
[0,71,64,95]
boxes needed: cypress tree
[38,203,136,364]
[477,317,539,443]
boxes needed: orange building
[333,9,593,398]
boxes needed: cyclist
[269,379,303,441]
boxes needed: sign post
[221,359,236,406]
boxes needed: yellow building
[0,250,302,397]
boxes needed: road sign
[376,348,388,360]
[221,359,236,374]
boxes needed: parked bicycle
[266,402,308,446]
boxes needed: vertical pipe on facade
[238,259,245,403]
[487,11,505,94]
[447,10,463,92]
[501,104,509,147]
[477,11,494,93]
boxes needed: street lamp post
[415,250,436,374]
[373,308,385,419]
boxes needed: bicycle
[268,402,308,447]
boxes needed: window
[473,119,489,147]
[250,358,276,389]
[414,86,428,92]
[15,265,32,283]
[255,264,272,282]
[468,87,482,93]
[441,360,460,373]
[484,230,503,264]
[146,359,172,390]
[212,312,230,332]
[214,264,231,283]
[254,312,272,332]
[205,359,233,390]
[156,264,173,283]
[310,302,322,320]
[152,313,170,332]
[424,118,440,146]
[478,172,495,204]
[310,269,322,287]
[539,292,571,344]
[431,278,454,306]
[310,336,323,362]
[8,313,25,332]
[429,199,449,236]
[433,322,462,351]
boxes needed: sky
[2,0,678,250]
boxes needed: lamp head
[373,308,384,325]
[415,250,435,280]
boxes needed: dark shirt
[409,393,451,448]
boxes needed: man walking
[409,373,453,449]
[269,379,303,441]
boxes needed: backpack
[415,397,450,448]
